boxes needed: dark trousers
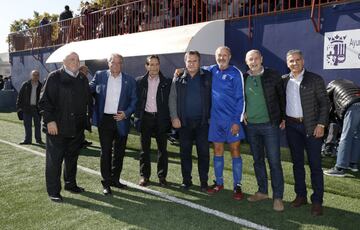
[45,131,84,196]
[286,121,324,204]
[140,112,168,179]
[23,106,41,143]
[98,114,127,187]
[178,119,209,186]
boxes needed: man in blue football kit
[206,46,246,200]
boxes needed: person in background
[79,65,93,148]
[0,75,4,90]
[324,79,360,176]
[16,70,43,145]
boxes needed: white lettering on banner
[324,29,360,69]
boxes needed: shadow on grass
[63,188,360,230]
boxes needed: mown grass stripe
[0,138,273,230]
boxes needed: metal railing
[8,0,347,52]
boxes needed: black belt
[104,113,114,117]
[286,116,303,123]
[144,111,157,117]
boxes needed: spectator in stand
[283,49,329,216]
[0,75,4,90]
[16,70,43,145]
[170,0,186,26]
[189,0,208,23]
[79,65,94,148]
[59,5,73,43]
[60,5,73,21]
[324,79,360,176]
[81,1,96,39]
[39,16,51,47]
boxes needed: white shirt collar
[64,66,79,78]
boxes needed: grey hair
[108,53,123,63]
[215,46,232,56]
[286,49,303,58]
[245,49,262,60]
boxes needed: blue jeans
[246,122,284,199]
[286,121,324,204]
[336,102,360,168]
[23,107,41,143]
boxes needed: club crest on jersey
[222,74,227,80]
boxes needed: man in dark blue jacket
[169,50,211,192]
[89,53,137,195]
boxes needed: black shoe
[180,181,193,190]
[200,182,208,193]
[82,140,92,148]
[159,177,168,187]
[111,181,127,189]
[65,186,85,193]
[49,194,63,203]
[36,140,44,144]
[19,141,31,145]
[103,186,112,196]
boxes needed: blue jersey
[206,64,245,125]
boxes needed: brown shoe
[247,192,269,202]
[139,177,149,187]
[273,199,284,212]
[291,196,308,208]
[311,203,323,216]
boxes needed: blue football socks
[214,155,224,185]
[232,157,243,189]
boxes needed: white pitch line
[0,138,273,230]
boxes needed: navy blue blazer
[89,70,137,136]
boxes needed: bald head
[245,49,263,75]
[63,52,80,74]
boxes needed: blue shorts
[208,119,245,143]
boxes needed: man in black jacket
[283,49,329,216]
[39,52,92,202]
[243,50,285,211]
[324,79,360,176]
[16,70,43,145]
[169,50,212,191]
[134,55,171,187]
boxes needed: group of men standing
[27,45,333,217]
